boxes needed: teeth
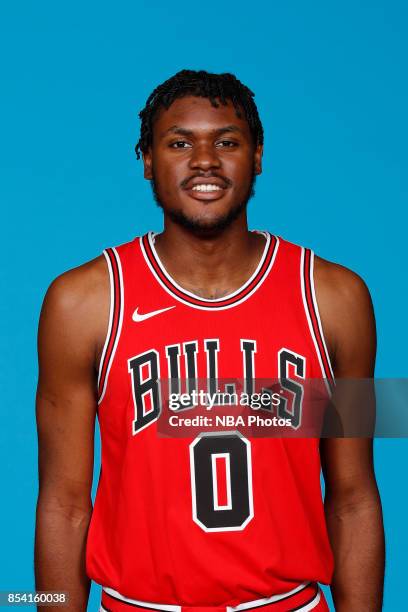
[191,184,222,192]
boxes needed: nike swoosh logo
[132,306,176,322]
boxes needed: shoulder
[313,254,373,309]
[39,255,110,366]
[313,255,376,376]
[276,234,373,308]
[43,231,141,306]
[41,254,109,316]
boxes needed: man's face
[142,96,263,233]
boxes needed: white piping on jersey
[309,251,335,380]
[102,587,181,611]
[300,248,334,396]
[140,230,280,311]
[227,581,311,611]
[98,247,125,405]
[97,249,115,391]
[293,588,321,611]
[149,229,269,302]
[102,581,317,611]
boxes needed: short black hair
[135,69,264,159]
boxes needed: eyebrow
[162,125,244,137]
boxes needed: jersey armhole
[300,248,335,391]
[97,247,124,405]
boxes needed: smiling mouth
[183,180,229,201]
[191,184,223,192]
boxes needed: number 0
[189,432,254,532]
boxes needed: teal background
[1,1,407,609]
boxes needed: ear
[254,144,263,175]
[142,147,153,180]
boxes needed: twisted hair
[135,69,263,159]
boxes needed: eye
[216,140,238,148]
[169,141,192,149]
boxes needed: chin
[150,176,257,234]
[166,202,248,235]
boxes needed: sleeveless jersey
[85,230,335,607]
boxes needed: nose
[188,142,221,171]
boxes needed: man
[35,70,384,611]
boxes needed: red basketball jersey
[86,230,335,607]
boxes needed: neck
[152,217,266,300]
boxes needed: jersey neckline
[140,230,279,311]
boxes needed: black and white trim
[102,587,180,611]
[300,247,335,394]
[290,588,321,611]
[101,582,322,611]
[228,583,320,611]
[97,247,125,405]
[140,230,279,311]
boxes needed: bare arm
[35,257,108,611]
[315,257,385,611]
